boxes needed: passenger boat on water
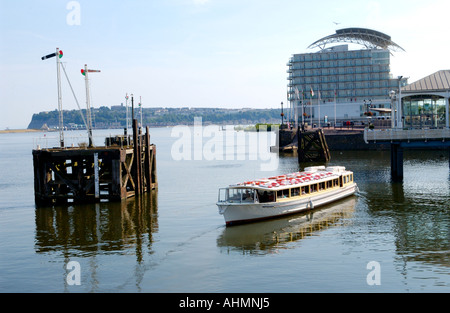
[217,166,357,226]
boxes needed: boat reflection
[34,192,158,260]
[217,196,356,255]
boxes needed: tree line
[27,106,282,129]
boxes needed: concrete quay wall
[278,128,389,151]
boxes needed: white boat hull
[217,183,357,226]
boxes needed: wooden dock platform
[33,124,157,206]
[364,127,450,180]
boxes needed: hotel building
[287,28,408,126]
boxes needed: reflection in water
[358,154,450,272]
[217,197,357,255]
[388,182,450,270]
[34,192,158,262]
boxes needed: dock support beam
[297,128,331,163]
[390,143,404,181]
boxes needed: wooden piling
[132,119,142,196]
[144,126,157,192]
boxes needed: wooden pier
[364,128,450,180]
[33,123,157,206]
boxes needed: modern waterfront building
[400,70,450,129]
[287,28,408,127]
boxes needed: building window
[403,96,446,128]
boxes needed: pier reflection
[361,165,450,270]
[217,197,356,255]
[34,192,158,261]
[389,182,450,269]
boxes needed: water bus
[217,166,357,226]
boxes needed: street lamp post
[390,90,397,128]
[397,76,403,128]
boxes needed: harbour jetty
[278,124,449,181]
[33,124,157,206]
[278,127,390,152]
[364,127,450,180]
[33,48,157,206]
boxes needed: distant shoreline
[0,129,50,134]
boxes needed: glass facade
[402,95,447,128]
[287,45,407,119]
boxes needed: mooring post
[390,143,404,181]
[138,126,144,195]
[132,119,142,196]
[145,126,152,192]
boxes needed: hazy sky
[1,0,449,129]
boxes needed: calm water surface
[0,127,449,293]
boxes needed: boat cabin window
[242,189,254,202]
[319,182,325,191]
[277,189,289,199]
[343,174,353,185]
[310,183,318,193]
[257,190,275,203]
[227,188,254,203]
[227,189,241,201]
[291,187,300,197]
[326,180,333,189]
[333,178,339,187]
[342,174,353,184]
[301,186,308,195]
[218,188,227,202]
